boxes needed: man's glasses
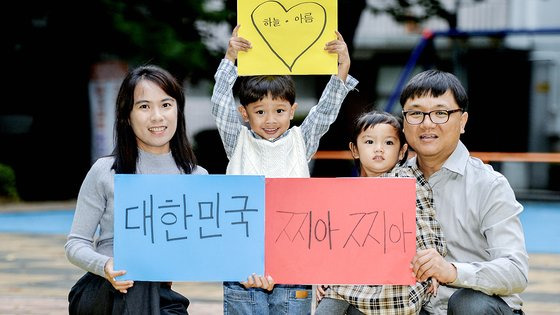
[402,109,463,125]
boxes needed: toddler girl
[315,111,447,315]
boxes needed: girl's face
[129,79,178,154]
[349,123,407,177]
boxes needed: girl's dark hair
[238,75,296,106]
[350,111,408,169]
[112,65,196,174]
[400,69,469,111]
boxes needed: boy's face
[238,93,298,141]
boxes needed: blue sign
[114,174,265,281]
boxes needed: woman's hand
[104,258,134,293]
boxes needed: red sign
[265,177,416,285]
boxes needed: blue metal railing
[384,28,560,113]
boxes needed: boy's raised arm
[211,25,253,159]
[324,30,350,82]
[299,31,358,160]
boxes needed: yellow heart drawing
[251,1,327,72]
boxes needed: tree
[367,0,486,30]
[4,0,232,83]
[98,0,231,82]
[2,0,234,200]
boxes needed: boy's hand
[241,273,275,291]
[324,30,350,82]
[226,25,252,63]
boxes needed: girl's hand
[316,285,329,302]
[225,25,252,62]
[104,258,134,293]
[240,273,275,291]
[426,278,439,296]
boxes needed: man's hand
[324,30,350,82]
[104,258,134,293]
[240,273,275,291]
[411,248,457,284]
[225,25,252,63]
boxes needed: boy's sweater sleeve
[300,74,358,160]
[211,59,243,159]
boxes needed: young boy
[211,25,358,314]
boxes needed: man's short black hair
[400,69,469,111]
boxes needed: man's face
[238,94,297,141]
[402,90,468,167]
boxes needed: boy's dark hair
[400,69,469,111]
[350,111,408,169]
[238,75,296,106]
[112,64,197,174]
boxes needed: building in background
[356,0,560,195]
[1,0,559,200]
[185,0,560,196]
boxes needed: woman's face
[129,79,178,154]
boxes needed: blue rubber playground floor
[518,200,560,253]
[0,200,558,253]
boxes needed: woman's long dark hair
[111,65,196,174]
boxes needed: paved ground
[0,233,222,315]
[0,201,223,314]
[0,201,559,314]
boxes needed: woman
[65,65,207,314]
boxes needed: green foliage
[0,163,19,201]
[368,0,486,30]
[98,0,233,82]
[6,0,235,83]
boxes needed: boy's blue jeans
[223,282,312,315]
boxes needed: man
[401,70,529,314]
